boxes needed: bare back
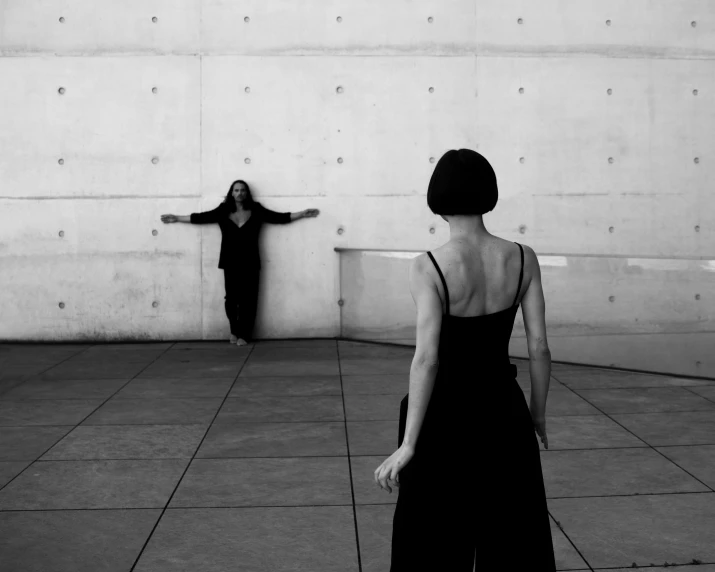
[427,236,549,354]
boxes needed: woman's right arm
[160,214,191,223]
[520,245,551,448]
[161,204,224,225]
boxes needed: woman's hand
[374,444,414,494]
[302,209,320,218]
[161,214,178,223]
[532,416,549,449]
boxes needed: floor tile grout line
[0,343,179,494]
[550,372,715,494]
[336,340,364,572]
[127,341,255,572]
[547,512,595,571]
[682,384,715,405]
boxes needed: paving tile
[342,374,408,395]
[0,378,32,398]
[82,398,222,425]
[197,421,347,458]
[0,378,128,400]
[344,394,404,421]
[239,359,340,377]
[254,339,337,349]
[611,411,715,446]
[157,349,250,362]
[0,459,187,509]
[347,421,397,455]
[0,426,73,461]
[0,509,160,572]
[171,341,254,350]
[114,377,235,398]
[42,425,206,460]
[542,416,646,450]
[689,384,715,403]
[548,494,715,568]
[573,387,715,414]
[133,506,357,572]
[35,361,147,380]
[351,456,396,505]
[541,448,709,498]
[0,400,103,426]
[609,567,715,572]
[355,506,590,572]
[0,345,87,364]
[139,361,244,378]
[0,363,54,382]
[0,461,30,488]
[339,358,413,375]
[84,343,173,351]
[228,375,342,397]
[553,370,707,389]
[248,346,338,362]
[170,458,352,507]
[655,445,715,489]
[337,341,414,359]
[522,388,603,416]
[215,395,344,423]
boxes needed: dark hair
[427,149,498,216]
[224,179,256,212]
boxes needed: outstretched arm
[161,204,224,225]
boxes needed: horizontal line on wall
[0,195,201,200]
[334,247,715,261]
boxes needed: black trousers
[223,266,260,342]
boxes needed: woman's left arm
[259,203,320,224]
[374,254,442,493]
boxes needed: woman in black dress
[160,179,319,345]
[374,149,555,570]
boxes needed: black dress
[390,242,556,571]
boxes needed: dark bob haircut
[427,149,498,216]
[224,179,255,212]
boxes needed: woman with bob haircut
[160,179,319,345]
[374,149,555,570]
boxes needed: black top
[190,201,292,269]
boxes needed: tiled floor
[1,339,714,571]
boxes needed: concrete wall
[0,1,713,375]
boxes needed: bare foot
[236,338,249,346]
[229,335,238,344]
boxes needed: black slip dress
[390,242,556,571]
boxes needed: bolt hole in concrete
[244,16,250,23]
[608,157,614,164]
[59,16,65,23]
[152,87,158,94]
[607,88,612,95]
[152,16,157,23]
[427,16,433,23]
[692,21,697,27]
[695,294,701,300]
[519,157,525,164]
[337,157,343,164]
[517,18,523,24]
[336,16,342,23]
[609,226,614,233]
[519,87,524,94]
[519,225,527,234]
[152,230,158,236]
[429,227,435,234]
[606,19,611,26]
[58,158,64,165]
[59,302,65,309]
[58,87,65,95]
[693,89,698,95]
[609,296,615,302]
[245,86,250,93]
[245,157,251,164]
[152,301,159,308]
[429,87,434,93]
[429,157,435,163]
[695,225,700,232]
[337,227,344,235]
[151,157,159,164]
[336,86,343,94]
[59,231,65,238]
[694,157,700,164]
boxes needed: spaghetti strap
[511,242,525,307]
[427,251,450,316]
